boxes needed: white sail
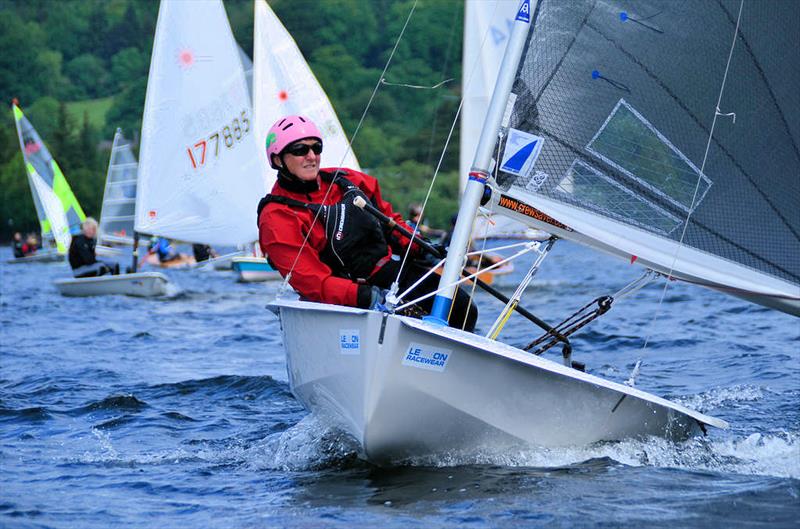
[462,0,538,240]
[29,172,70,252]
[460,0,518,191]
[136,0,265,246]
[99,129,138,246]
[253,0,359,184]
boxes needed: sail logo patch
[515,0,531,23]
[498,194,573,232]
[339,329,360,355]
[500,128,543,177]
[402,343,451,373]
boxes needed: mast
[426,0,536,325]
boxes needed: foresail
[494,0,800,315]
[136,0,265,246]
[12,103,86,252]
[99,129,138,245]
[253,0,359,184]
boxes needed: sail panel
[136,0,265,246]
[12,103,85,250]
[99,130,138,245]
[496,0,799,312]
[253,0,359,185]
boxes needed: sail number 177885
[187,110,250,169]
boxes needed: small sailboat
[134,0,267,278]
[8,101,85,264]
[230,0,361,284]
[231,255,280,282]
[269,0,798,464]
[54,129,170,297]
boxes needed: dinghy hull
[232,257,281,282]
[54,272,171,297]
[269,298,727,463]
[6,250,65,264]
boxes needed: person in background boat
[406,203,446,241]
[257,115,478,331]
[192,243,218,263]
[12,232,25,258]
[69,217,120,277]
[24,233,39,255]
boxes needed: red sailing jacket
[258,168,416,307]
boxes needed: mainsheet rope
[279,0,419,294]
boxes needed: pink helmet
[265,115,322,169]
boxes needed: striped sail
[98,129,138,246]
[11,102,86,253]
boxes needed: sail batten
[495,0,799,314]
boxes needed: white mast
[427,0,536,324]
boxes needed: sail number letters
[187,110,250,169]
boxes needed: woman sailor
[257,115,477,331]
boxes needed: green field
[66,96,114,130]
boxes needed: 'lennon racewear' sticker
[402,343,451,372]
[339,329,360,355]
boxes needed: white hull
[54,272,172,297]
[269,298,727,463]
[232,256,282,282]
[6,250,64,264]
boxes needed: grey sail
[491,0,799,315]
[98,129,138,246]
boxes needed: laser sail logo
[500,128,544,177]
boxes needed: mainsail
[98,129,138,246]
[491,0,799,315]
[11,102,86,253]
[136,0,265,246]
[253,0,359,186]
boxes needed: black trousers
[370,259,478,333]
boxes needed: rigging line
[392,0,505,289]
[426,3,461,168]
[278,0,419,293]
[380,78,454,89]
[639,0,745,355]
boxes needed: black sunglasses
[285,142,323,157]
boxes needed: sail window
[556,160,682,234]
[586,99,712,212]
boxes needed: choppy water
[1,242,798,528]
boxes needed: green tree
[65,54,109,99]
[110,47,146,92]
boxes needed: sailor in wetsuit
[12,232,25,258]
[68,217,120,277]
[256,115,477,331]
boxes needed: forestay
[136,0,265,246]
[493,0,799,315]
[11,103,86,253]
[98,129,138,246]
[253,0,359,184]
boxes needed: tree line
[0,0,465,241]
